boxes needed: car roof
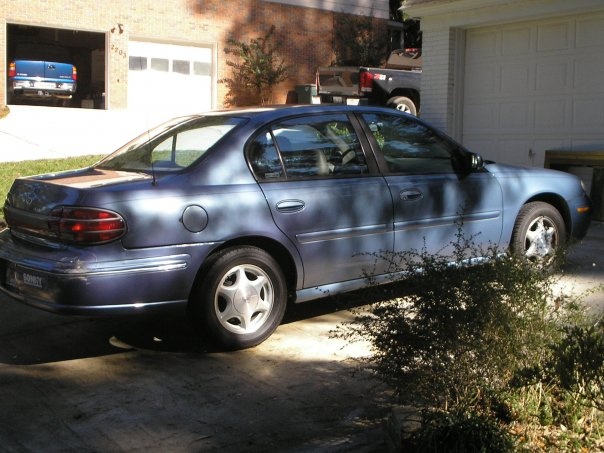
[204,104,402,121]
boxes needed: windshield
[96,115,244,173]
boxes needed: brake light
[360,70,374,93]
[72,66,78,81]
[49,207,126,244]
[8,62,16,78]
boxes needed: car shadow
[1,283,403,366]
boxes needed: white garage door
[463,13,604,166]
[128,41,213,116]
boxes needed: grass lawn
[0,155,103,223]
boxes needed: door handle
[276,199,305,213]
[400,189,423,201]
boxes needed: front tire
[510,202,566,265]
[386,96,417,116]
[190,246,287,350]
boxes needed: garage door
[463,13,604,166]
[128,41,213,115]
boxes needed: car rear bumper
[0,230,207,315]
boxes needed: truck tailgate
[14,60,74,81]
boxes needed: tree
[390,0,422,50]
[332,13,389,67]
[221,26,289,106]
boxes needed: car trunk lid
[4,169,151,244]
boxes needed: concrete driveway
[0,223,601,452]
[0,289,392,452]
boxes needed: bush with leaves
[550,318,604,411]
[410,409,514,453]
[220,26,289,107]
[335,231,603,451]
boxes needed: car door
[248,113,394,289]
[358,111,503,264]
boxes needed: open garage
[6,24,105,109]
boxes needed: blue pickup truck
[8,43,77,105]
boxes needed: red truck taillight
[72,66,78,81]
[359,70,374,93]
[8,62,16,78]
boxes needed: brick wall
[2,0,388,108]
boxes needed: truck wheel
[189,246,287,350]
[387,96,417,116]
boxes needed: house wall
[1,0,388,109]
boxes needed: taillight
[8,62,16,78]
[48,207,126,244]
[359,70,374,93]
[72,66,78,81]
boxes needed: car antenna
[151,158,157,186]
[135,55,157,187]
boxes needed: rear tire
[190,246,287,350]
[510,202,566,266]
[386,96,417,116]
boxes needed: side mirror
[470,153,484,170]
[456,151,484,174]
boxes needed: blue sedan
[0,105,591,349]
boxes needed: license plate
[34,81,56,89]
[332,96,343,103]
[4,264,44,291]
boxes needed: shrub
[410,410,514,453]
[335,231,603,450]
[551,318,604,412]
[221,26,289,106]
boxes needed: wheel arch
[520,193,571,239]
[387,88,420,111]
[190,235,300,302]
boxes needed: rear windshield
[96,115,244,173]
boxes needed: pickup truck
[8,43,77,105]
[316,49,421,115]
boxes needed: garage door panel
[535,99,566,129]
[464,103,497,130]
[500,101,530,129]
[535,61,568,92]
[572,98,604,128]
[497,139,532,166]
[501,27,532,56]
[500,65,530,95]
[466,65,497,98]
[573,57,604,92]
[576,17,604,48]
[463,12,604,166]
[537,22,570,52]
[466,30,498,61]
